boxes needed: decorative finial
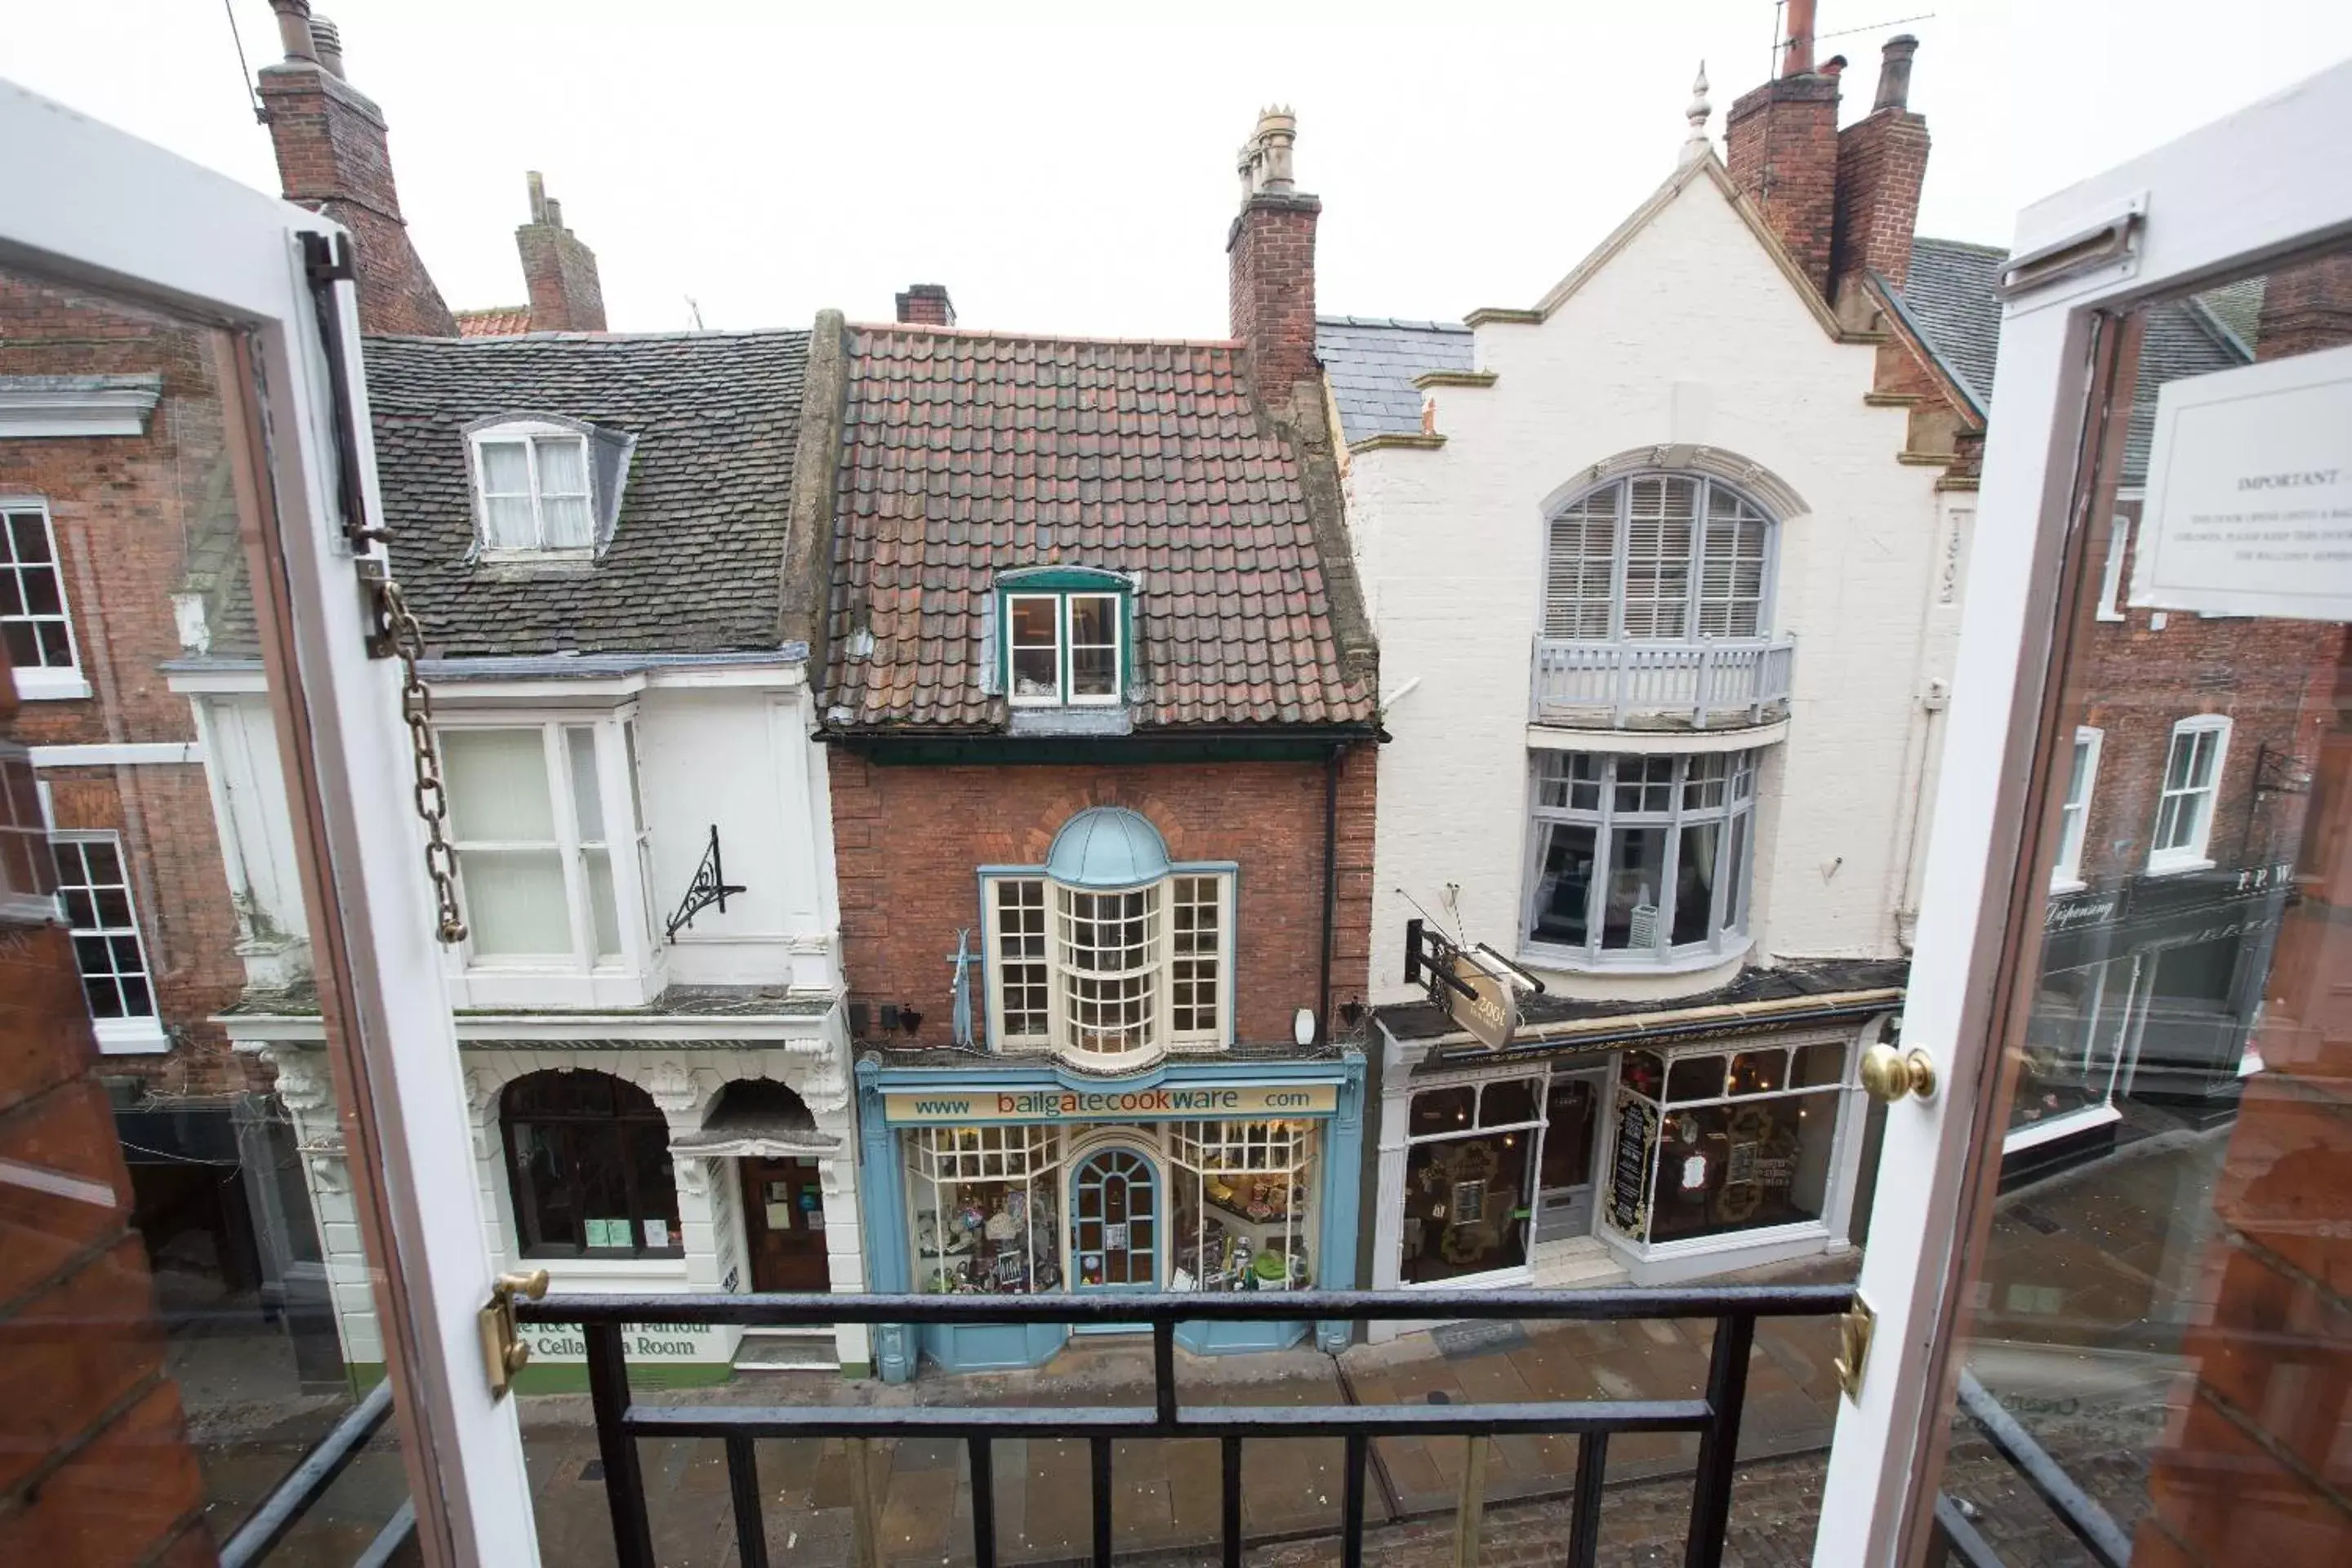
[1680,61,1713,167]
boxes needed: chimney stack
[1724,2,1842,299]
[894,285,956,327]
[1828,36,1931,315]
[259,3,457,336]
[516,172,608,333]
[1227,106,1321,412]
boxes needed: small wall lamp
[1293,1007,1316,1047]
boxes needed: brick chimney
[1829,36,1931,318]
[1227,107,1321,411]
[257,3,456,336]
[1725,0,1843,299]
[2255,256,2352,360]
[517,172,607,333]
[894,285,956,327]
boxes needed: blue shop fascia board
[855,1049,1367,1380]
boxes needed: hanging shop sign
[1404,919,1542,1050]
[881,1081,1339,1126]
[1603,1089,1659,1237]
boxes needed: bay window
[1170,1120,1316,1292]
[906,1125,1063,1294]
[1524,750,1757,966]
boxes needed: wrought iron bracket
[666,823,747,942]
[1404,922,1548,1009]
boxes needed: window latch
[478,1268,548,1401]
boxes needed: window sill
[11,667,91,702]
[478,546,595,566]
[2048,875,2087,895]
[2143,854,2215,878]
[1615,1218,1830,1261]
[1518,933,1753,978]
[94,1017,169,1055]
[2001,1101,2122,1156]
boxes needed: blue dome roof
[1045,807,1172,889]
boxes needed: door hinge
[1834,1294,1877,1404]
[479,1268,548,1400]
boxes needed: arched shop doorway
[1069,1143,1158,1298]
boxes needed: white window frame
[50,829,166,1053]
[1003,589,1125,708]
[1,497,90,700]
[1539,474,1780,643]
[1004,592,1064,707]
[468,419,596,557]
[2049,725,2104,890]
[2094,514,2131,621]
[2147,714,2230,874]
[982,865,1234,1070]
[435,712,661,1007]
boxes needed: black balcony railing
[1927,1370,2134,1568]
[216,1378,417,1568]
[518,1284,1855,1568]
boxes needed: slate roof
[1892,239,2253,482]
[825,325,1378,732]
[1314,316,1473,444]
[455,305,532,338]
[363,331,808,657]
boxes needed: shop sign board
[2133,342,2352,621]
[520,1323,728,1364]
[883,1081,1339,1126]
[1603,1090,1659,1237]
[1448,951,1519,1051]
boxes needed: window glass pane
[1672,820,1721,946]
[443,728,557,841]
[1009,597,1059,698]
[1728,1050,1788,1095]
[535,434,589,495]
[1170,875,1223,1035]
[509,1123,580,1252]
[539,494,594,549]
[1666,1054,1726,1102]
[993,879,1049,1040]
[1527,820,1595,947]
[8,507,53,561]
[1620,1051,1666,1100]
[564,727,605,843]
[622,720,648,834]
[1543,488,1617,639]
[51,837,155,1022]
[1,506,74,670]
[479,439,531,494]
[1792,1041,1846,1088]
[458,848,571,956]
[1539,1078,1600,1190]
[627,1122,681,1254]
[584,849,622,960]
[1614,755,1676,813]
[1697,485,1771,637]
[1724,812,1751,930]
[1620,476,1696,639]
[483,496,537,549]
[1647,1091,1839,1242]
[1408,1086,1476,1137]
[1067,594,1118,698]
[1401,1124,1535,1282]
[1480,1078,1539,1127]
[1601,824,1667,950]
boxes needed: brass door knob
[1860,1044,1936,1103]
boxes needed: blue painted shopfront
[855,1052,1367,1380]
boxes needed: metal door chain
[366,568,467,946]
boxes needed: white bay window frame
[437,711,662,1008]
[982,863,1234,1068]
[2148,714,2230,875]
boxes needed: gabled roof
[1891,240,2254,483]
[824,325,1377,733]
[1315,317,1472,445]
[455,305,533,338]
[363,330,808,657]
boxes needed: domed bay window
[984,808,1235,1070]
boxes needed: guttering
[1404,985,1908,1061]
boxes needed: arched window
[982,807,1234,1068]
[501,1070,682,1258]
[1543,475,1775,641]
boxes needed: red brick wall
[1831,106,1930,298]
[518,223,607,334]
[828,746,1376,1049]
[1725,73,1842,300]
[2,645,215,1566]
[256,61,456,337]
[1227,194,1322,405]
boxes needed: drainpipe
[1319,743,1342,1043]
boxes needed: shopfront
[854,1054,1365,1380]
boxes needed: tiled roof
[1314,316,1472,444]
[455,305,532,338]
[1893,238,2252,483]
[826,325,1377,732]
[363,331,808,657]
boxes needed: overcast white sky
[11,2,2351,336]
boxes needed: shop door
[740,1157,829,1291]
[1069,1146,1158,1313]
[1812,60,2352,1565]
[1534,1070,1606,1241]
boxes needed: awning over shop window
[668,1078,839,1160]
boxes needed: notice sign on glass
[2134,342,2352,621]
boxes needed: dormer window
[466,416,634,558]
[999,568,1129,706]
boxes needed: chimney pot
[896,285,956,327]
[516,175,608,332]
[544,197,563,230]
[527,170,549,225]
[267,0,318,63]
[1873,35,1919,112]
[1781,0,1816,76]
[1821,54,1847,79]
[310,14,345,78]
[1227,107,1321,406]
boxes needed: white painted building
[168,322,871,1380]
[1322,47,1984,1302]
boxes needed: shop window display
[1169,1120,1315,1292]
[1604,1042,1851,1246]
[907,1125,1063,1294]
[1401,1079,1543,1283]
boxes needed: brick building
[1328,30,1976,1300]
[826,110,1381,1381]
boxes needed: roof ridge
[363,327,813,345]
[1314,314,1470,332]
[1912,235,2011,258]
[849,322,1245,351]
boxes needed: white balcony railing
[1530,635,1797,730]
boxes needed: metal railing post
[1453,1434,1489,1568]
[1343,1432,1370,1568]
[1091,1435,1116,1568]
[969,1437,998,1568]
[584,1322,657,1568]
[1682,1312,1757,1568]
[846,1437,884,1568]
[1221,1435,1245,1568]
[1569,1432,1609,1568]
[725,1435,768,1568]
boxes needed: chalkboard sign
[1604,1090,1659,1237]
